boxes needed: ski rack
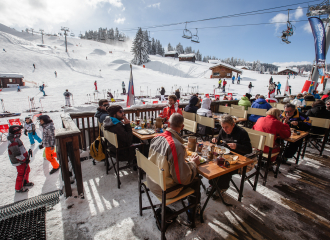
[28,97,39,112]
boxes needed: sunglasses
[103,104,110,107]
[118,110,124,113]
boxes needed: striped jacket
[147,128,197,199]
[281,110,311,131]
[7,133,28,166]
[41,122,55,147]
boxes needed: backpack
[65,92,70,97]
[90,128,105,161]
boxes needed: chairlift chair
[182,22,192,39]
[191,28,200,43]
[280,9,295,44]
[70,33,75,37]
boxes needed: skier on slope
[222,79,227,93]
[54,71,57,78]
[277,82,282,95]
[232,75,235,84]
[39,84,46,96]
[33,63,36,69]
[160,87,165,101]
[218,79,222,88]
[8,125,34,193]
[24,116,42,146]
[248,82,254,94]
[63,89,72,107]
[237,75,241,84]
[94,81,97,91]
[17,85,21,92]
[122,81,126,94]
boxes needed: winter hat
[38,115,52,124]
[9,125,23,135]
[107,105,123,117]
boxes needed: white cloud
[122,7,125,11]
[114,17,126,24]
[147,3,160,9]
[272,61,312,68]
[108,0,123,8]
[270,13,287,32]
[294,6,303,20]
[303,22,312,33]
[107,8,112,13]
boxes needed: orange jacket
[161,104,182,123]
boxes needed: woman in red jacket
[253,108,291,162]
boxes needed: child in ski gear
[94,81,97,91]
[160,87,165,101]
[161,95,182,123]
[63,89,72,107]
[24,116,42,146]
[122,81,126,94]
[38,115,60,175]
[8,125,34,192]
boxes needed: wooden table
[132,129,160,141]
[213,114,247,124]
[282,129,309,164]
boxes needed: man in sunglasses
[103,105,133,161]
[281,103,311,163]
[95,99,110,124]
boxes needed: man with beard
[95,99,110,124]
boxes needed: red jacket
[252,115,291,158]
[321,94,329,100]
[223,80,227,86]
[161,104,183,123]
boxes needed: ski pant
[15,163,30,190]
[41,90,45,96]
[123,88,126,94]
[277,89,281,95]
[222,86,226,92]
[284,140,303,158]
[160,95,165,101]
[248,88,252,94]
[65,98,71,106]
[45,147,59,169]
[28,132,42,145]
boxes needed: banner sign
[309,17,326,76]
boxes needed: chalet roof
[208,60,221,64]
[165,51,178,55]
[0,73,24,78]
[209,62,243,73]
[179,54,195,58]
[277,68,298,73]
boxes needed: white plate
[136,129,155,135]
[216,145,230,154]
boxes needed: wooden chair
[102,125,143,189]
[231,105,245,110]
[276,103,285,111]
[136,149,200,240]
[269,102,277,108]
[182,118,197,137]
[306,101,314,107]
[302,117,330,157]
[230,108,247,119]
[196,114,215,140]
[219,105,231,114]
[182,111,196,121]
[247,107,267,117]
[243,127,280,186]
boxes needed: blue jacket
[248,98,272,122]
[232,76,235,80]
[312,93,321,99]
[277,83,281,89]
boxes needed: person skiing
[237,75,241,84]
[277,82,282,95]
[248,82,253,94]
[160,87,165,101]
[17,85,20,92]
[3,49,6,52]
[24,116,42,146]
[94,81,97,91]
[38,115,60,175]
[86,56,87,60]
[232,75,235,84]
[8,125,34,192]
[39,84,46,96]
[122,81,126,94]
[63,89,72,107]
[222,79,227,93]
[107,91,114,100]
[33,63,36,69]
[218,79,222,88]
[54,71,57,78]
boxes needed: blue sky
[0,0,322,65]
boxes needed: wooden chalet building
[209,62,243,78]
[277,68,298,75]
[0,73,24,88]
[164,51,179,58]
[178,54,196,63]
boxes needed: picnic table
[132,128,160,141]
[282,129,309,164]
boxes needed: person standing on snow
[54,71,57,78]
[94,81,97,91]
[269,76,273,84]
[63,89,72,107]
[277,82,282,95]
[122,81,126,94]
[24,116,42,146]
[232,75,235,84]
[248,82,253,94]
[222,79,227,92]
[160,87,165,101]
[8,125,34,193]
[33,63,36,69]
[218,79,222,88]
[237,75,241,84]
[17,85,21,92]
[38,115,60,175]
[39,84,46,96]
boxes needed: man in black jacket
[95,99,109,124]
[306,100,330,134]
[184,95,199,113]
[209,115,252,198]
[103,105,133,161]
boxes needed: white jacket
[197,97,212,117]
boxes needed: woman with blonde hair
[253,108,291,162]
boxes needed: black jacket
[304,95,315,101]
[216,125,252,156]
[306,104,330,134]
[160,88,165,95]
[175,91,180,100]
[95,108,109,124]
[184,96,199,113]
[103,117,134,161]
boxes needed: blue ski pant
[28,132,42,145]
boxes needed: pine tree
[131,28,149,65]
[168,43,173,51]
[144,30,151,54]
[115,28,119,40]
[176,43,184,54]
[150,38,156,55]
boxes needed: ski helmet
[9,125,23,135]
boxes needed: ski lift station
[209,62,243,78]
[164,51,179,58]
[178,53,196,62]
[0,73,24,88]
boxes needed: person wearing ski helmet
[8,125,34,192]
[63,89,72,107]
[38,115,60,174]
[24,116,42,146]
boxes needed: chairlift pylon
[191,28,200,43]
[182,22,192,39]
